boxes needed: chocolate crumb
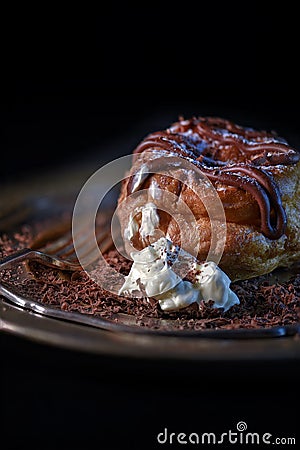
[1,224,299,332]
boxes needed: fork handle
[0,248,35,270]
[0,247,80,271]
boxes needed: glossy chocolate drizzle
[127,117,300,240]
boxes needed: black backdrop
[1,4,299,450]
[2,4,299,182]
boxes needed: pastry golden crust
[118,117,300,281]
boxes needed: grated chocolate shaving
[1,225,299,332]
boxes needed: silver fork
[0,221,113,272]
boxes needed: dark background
[2,4,299,183]
[1,4,299,449]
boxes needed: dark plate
[1,162,299,361]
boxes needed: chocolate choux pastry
[118,116,300,281]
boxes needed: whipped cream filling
[119,237,239,312]
[119,203,239,312]
[124,202,159,242]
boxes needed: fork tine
[73,231,113,262]
[98,233,114,254]
[0,213,114,273]
[34,222,113,266]
[44,233,73,256]
[32,220,95,257]
[31,222,71,250]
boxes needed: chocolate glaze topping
[127,117,300,240]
